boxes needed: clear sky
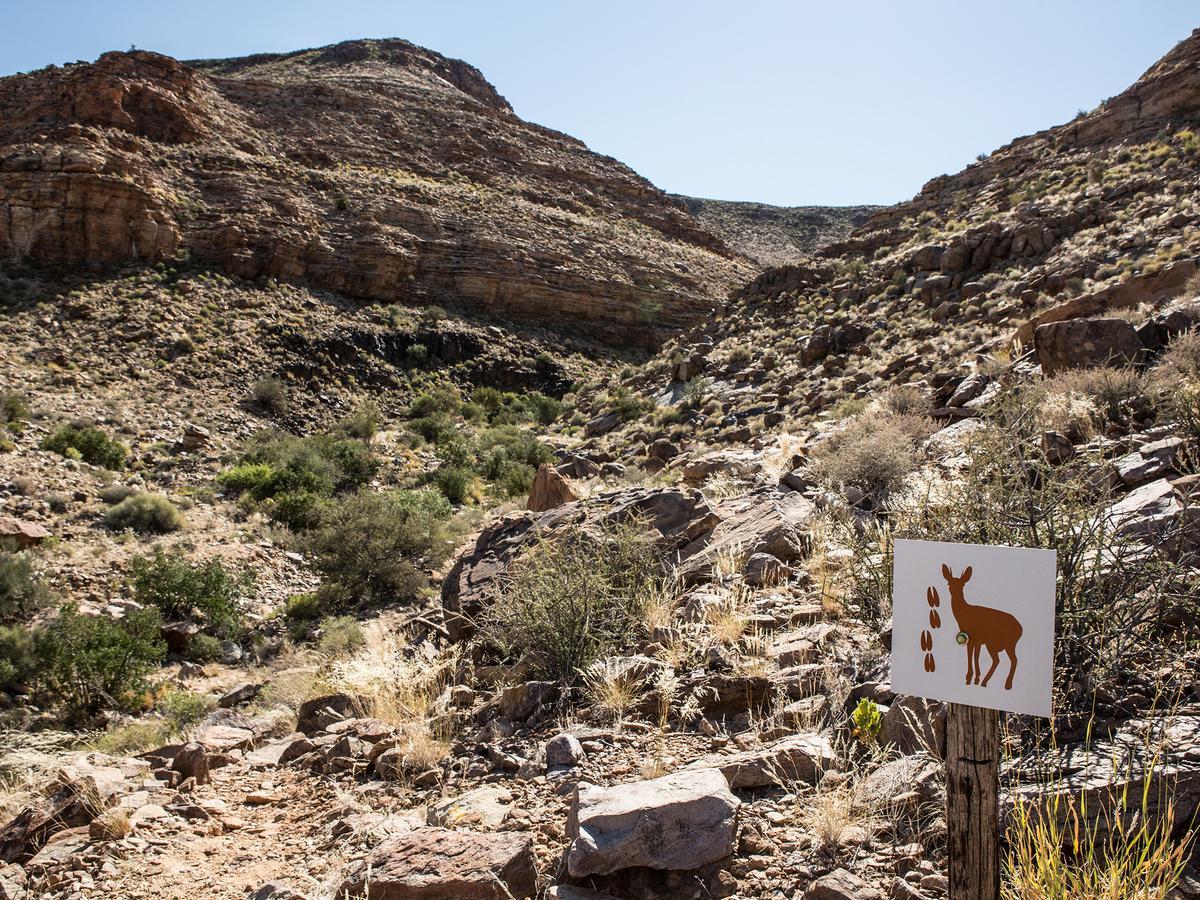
[1,1,1195,206]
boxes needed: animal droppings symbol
[919,585,940,672]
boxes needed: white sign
[890,538,1056,718]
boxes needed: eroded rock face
[527,463,579,512]
[566,769,739,877]
[336,827,537,899]
[1034,317,1145,374]
[0,41,750,345]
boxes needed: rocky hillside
[0,39,753,346]
[2,27,1200,900]
[673,196,880,267]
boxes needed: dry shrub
[1036,367,1147,437]
[808,412,933,504]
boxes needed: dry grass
[762,431,805,479]
[325,625,459,775]
[706,585,753,647]
[582,658,643,725]
[90,805,134,841]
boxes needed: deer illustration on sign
[929,563,1023,690]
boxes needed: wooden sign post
[891,539,1057,900]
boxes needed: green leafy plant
[480,519,667,685]
[42,424,127,469]
[35,606,166,714]
[0,545,49,623]
[103,493,185,533]
[302,489,452,611]
[851,697,883,745]
[129,549,254,637]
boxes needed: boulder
[1109,437,1183,488]
[883,696,945,758]
[803,868,885,899]
[1033,318,1144,375]
[218,682,262,708]
[527,463,579,512]
[679,449,761,486]
[427,785,511,828]
[1107,477,1183,541]
[337,828,537,899]
[250,883,307,900]
[566,769,739,877]
[499,681,559,722]
[171,742,210,785]
[744,552,789,587]
[296,693,359,735]
[685,732,836,789]
[245,734,315,769]
[0,517,50,549]
[545,733,585,770]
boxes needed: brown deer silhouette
[941,564,1023,691]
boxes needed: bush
[0,546,49,623]
[316,615,366,655]
[129,549,254,637]
[808,412,932,504]
[185,633,222,663]
[0,391,29,428]
[158,689,214,728]
[434,466,476,504]
[42,424,126,469]
[98,484,138,505]
[103,493,185,533]
[252,376,289,416]
[480,519,666,685]
[35,606,166,713]
[0,624,36,692]
[339,400,380,441]
[408,383,461,419]
[302,489,452,611]
[217,431,377,530]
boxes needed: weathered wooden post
[891,539,1057,900]
[945,703,1000,900]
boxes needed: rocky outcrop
[565,769,739,877]
[0,41,751,346]
[527,463,579,512]
[1034,317,1145,374]
[336,827,537,899]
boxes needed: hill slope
[0,39,754,345]
[673,196,880,267]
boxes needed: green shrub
[217,431,377,530]
[434,465,476,504]
[252,376,289,416]
[408,414,456,445]
[42,424,127,469]
[339,400,380,441]
[284,592,321,623]
[851,698,883,745]
[480,519,666,684]
[35,606,166,714]
[129,549,253,637]
[186,633,222,663]
[0,624,36,692]
[158,689,214,727]
[98,484,138,505]
[608,386,653,424]
[302,489,452,611]
[316,615,366,655]
[103,493,185,533]
[408,383,461,418]
[0,391,29,428]
[0,547,49,623]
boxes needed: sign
[891,538,1056,718]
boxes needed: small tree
[35,606,166,714]
[129,549,254,637]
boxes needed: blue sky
[1,1,1194,206]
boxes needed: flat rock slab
[685,733,837,789]
[803,867,885,899]
[566,768,738,877]
[337,827,536,899]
